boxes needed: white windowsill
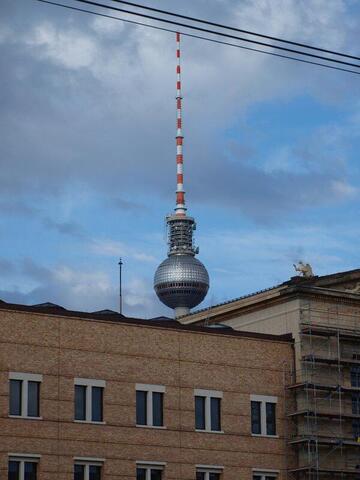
[251,433,279,438]
[136,424,167,429]
[74,420,106,425]
[195,429,224,434]
[9,415,42,420]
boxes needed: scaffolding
[284,303,360,479]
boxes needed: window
[196,466,223,480]
[194,389,222,432]
[74,378,105,423]
[74,459,103,480]
[352,393,360,415]
[253,472,278,480]
[9,373,42,418]
[136,463,164,480]
[8,455,39,480]
[352,419,360,440]
[351,366,360,388]
[136,384,165,427]
[251,395,277,436]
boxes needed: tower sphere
[154,254,209,313]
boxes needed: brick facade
[0,306,293,479]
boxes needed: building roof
[0,298,292,343]
[179,267,360,323]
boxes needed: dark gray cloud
[0,0,358,225]
[0,258,16,274]
[0,200,38,216]
[107,197,146,213]
[42,217,87,238]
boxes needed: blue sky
[0,0,359,317]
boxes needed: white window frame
[252,469,279,479]
[196,464,224,479]
[194,389,223,433]
[136,384,166,428]
[9,454,41,480]
[74,378,106,424]
[250,394,278,437]
[74,457,105,480]
[136,461,166,480]
[9,372,43,419]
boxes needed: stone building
[1,300,292,480]
[181,269,360,479]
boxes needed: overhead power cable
[110,0,360,62]
[34,0,360,76]
[71,0,360,69]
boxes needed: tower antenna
[118,258,123,314]
[175,32,186,216]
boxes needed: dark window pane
[136,391,147,425]
[10,380,22,416]
[28,382,40,417]
[89,465,101,480]
[266,402,276,435]
[137,468,146,480]
[210,397,221,431]
[91,387,103,422]
[8,461,20,480]
[353,419,360,439]
[351,367,360,387]
[74,464,85,480]
[151,469,162,480]
[251,401,261,434]
[196,473,205,480]
[209,474,220,480]
[195,396,205,430]
[253,477,262,480]
[75,385,86,420]
[24,462,37,480]
[152,392,163,427]
[352,394,360,415]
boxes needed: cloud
[26,22,98,70]
[331,180,358,199]
[0,258,16,274]
[0,200,38,216]
[0,0,357,227]
[0,257,163,317]
[90,239,157,263]
[107,197,146,212]
[42,217,87,238]
[90,16,125,36]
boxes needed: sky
[0,0,360,318]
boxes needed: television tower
[154,33,209,318]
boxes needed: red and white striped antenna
[175,32,186,216]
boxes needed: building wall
[0,308,293,480]
[220,299,301,338]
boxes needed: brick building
[1,300,293,480]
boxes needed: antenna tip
[176,32,180,42]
